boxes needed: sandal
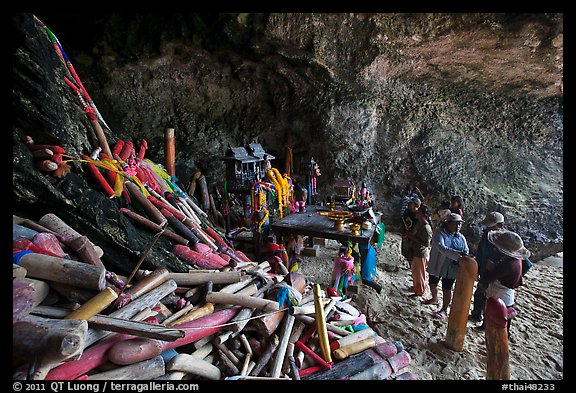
[421,299,439,305]
[433,310,447,319]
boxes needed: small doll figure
[331,247,356,296]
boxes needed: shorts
[429,274,455,290]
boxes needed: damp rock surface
[13,13,562,270]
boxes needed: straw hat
[446,213,464,222]
[487,230,531,259]
[481,211,505,227]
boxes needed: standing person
[434,200,452,231]
[400,185,414,218]
[405,204,433,297]
[481,230,530,336]
[450,195,465,218]
[400,184,424,217]
[422,213,469,319]
[469,211,505,323]
[401,197,421,269]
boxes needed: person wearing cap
[422,212,470,319]
[401,196,422,269]
[481,230,530,335]
[400,184,425,217]
[469,212,506,323]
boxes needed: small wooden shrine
[222,143,275,194]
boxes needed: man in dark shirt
[401,197,421,269]
[469,212,505,323]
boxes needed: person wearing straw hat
[480,229,531,335]
[422,213,469,318]
[469,211,506,324]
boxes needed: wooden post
[285,320,306,373]
[304,341,394,380]
[37,213,103,257]
[333,336,378,360]
[115,268,170,309]
[485,296,510,380]
[295,340,332,370]
[387,350,412,373]
[190,342,214,360]
[124,181,167,225]
[163,302,196,327]
[218,349,240,376]
[196,175,211,211]
[17,278,50,308]
[89,117,113,159]
[250,334,280,376]
[88,355,165,380]
[289,301,326,316]
[372,340,402,359]
[271,313,296,377]
[205,292,280,312]
[13,280,35,323]
[17,253,106,291]
[288,352,300,380]
[44,332,134,380]
[106,307,240,365]
[166,354,222,380]
[162,209,200,246]
[295,314,352,337]
[396,371,418,380]
[329,326,376,351]
[87,315,184,341]
[168,302,215,326]
[85,279,178,346]
[13,214,66,242]
[445,255,478,352]
[214,340,241,369]
[241,353,252,376]
[65,287,119,320]
[349,359,393,380]
[13,263,27,280]
[120,208,189,245]
[66,235,105,269]
[165,128,176,177]
[49,282,98,304]
[313,284,332,363]
[169,271,243,286]
[185,221,219,251]
[13,315,88,380]
[83,155,116,198]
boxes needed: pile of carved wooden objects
[13,133,417,380]
[13,211,417,381]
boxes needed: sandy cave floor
[295,231,564,381]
